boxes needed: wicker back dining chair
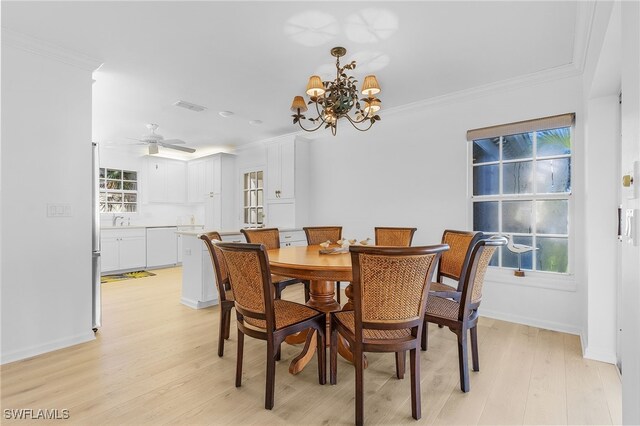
[200,232,234,357]
[374,227,417,247]
[330,244,449,426]
[422,236,507,393]
[303,226,343,304]
[216,242,326,410]
[429,230,484,299]
[241,228,309,301]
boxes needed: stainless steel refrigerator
[92,142,101,331]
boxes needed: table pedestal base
[286,279,367,374]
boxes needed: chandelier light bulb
[364,99,381,116]
[361,75,381,96]
[306,75,326,98]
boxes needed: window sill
[485,268,577,292]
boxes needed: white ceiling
[2,1,580,157]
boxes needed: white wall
[1,43,98,363]
[583,95,619,363]
[98,147,203,227]
[303,75,586,335]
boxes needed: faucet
[112,215,124,226]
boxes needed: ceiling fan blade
[161,139,186,144]
[159,142,196,153]
[126,137,145,142]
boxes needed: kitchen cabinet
[187,159,206,203]
[265,135,309,228]
[147,158,186,203]
[186,153,236,231]
[267,139,295,200]
[146,227,178,268]
[204,153,236,230]
[279,230,306,247]
[100,228,146,273]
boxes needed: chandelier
[290,47,381,136]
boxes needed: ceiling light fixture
[218,111,234,118]
[290,46,381,136]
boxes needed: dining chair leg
[275,342,281,361]
[470,325,480,372]
[265,342,277,410]
[236,328,244,388]
[336,282,341,304]
[217,310,226,357]
[316,327,326,385]
[421,320,429,351]
[395,351,406,379]
[330,324,338,385]
[223,307,231,339]
[456,330,470,392]
[275,285,282,300]
[410,347,421,420]
[354,349,365,426]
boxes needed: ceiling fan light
[306,75,326,97]
[291,96,308,112]
[361,75,381,96]
[148,143,159,155]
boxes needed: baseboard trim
[0,331,96,365]
[584,346,617,364]
[180,297,217,309]
[480,309,582,336]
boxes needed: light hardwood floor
[1,267,621,425]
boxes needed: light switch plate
[47,203,72,217]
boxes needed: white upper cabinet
[147,158,186,203]
[186,153,236,230]
[267,138,295,200]
[187,160,206,203]
[264,136,309,228]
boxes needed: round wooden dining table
[268,244,366,374]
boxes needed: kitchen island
[177,228,306,309]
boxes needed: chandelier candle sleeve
[290,46,382,136]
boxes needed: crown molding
[1,28,103,72]
[572,1,598,73]
[383,63,582,118]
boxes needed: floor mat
[101,270,156,283]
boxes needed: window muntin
[99,168,138,213]
[243,171,264,226]
[472,127,571,274]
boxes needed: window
[469,115,573,274]
[99,168,138,213]
[243,170,264,226]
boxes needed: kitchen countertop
[101,224,204,230]
[176,228,303,237]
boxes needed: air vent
[174,100,207,112]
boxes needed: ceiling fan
[129,123,196,154]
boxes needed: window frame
[99,167,139,214]
[468,126,574,277]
